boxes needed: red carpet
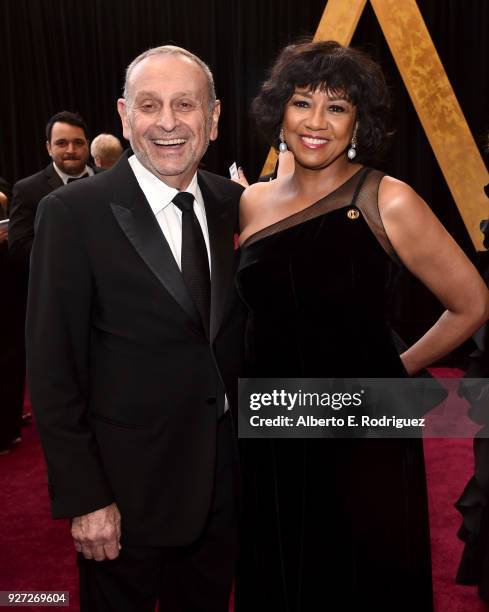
[0,374,488,611]
[424,368,489,612]
[0,412,79,609]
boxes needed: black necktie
[172,192,210,335]
[67,173,89,183]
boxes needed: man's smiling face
[118,53,220,189]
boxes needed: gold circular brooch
[347,208,360,220]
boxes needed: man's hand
[71,502,121,561]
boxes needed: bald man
[27,45,244,612]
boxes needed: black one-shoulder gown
[235,168,433,611]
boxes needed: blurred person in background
[9,110,96,264]
[455,132,489,603]
[0,178,24,454]
[91,133,123,169]
[7,111,99,434]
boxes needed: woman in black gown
[235,41,489,612]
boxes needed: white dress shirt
[53,163,94,185]
[128,154,211,273]
[128,155,229,412]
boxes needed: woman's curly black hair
[252,40,392,162]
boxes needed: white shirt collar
[53,162,93,185]
[128,154,200,215]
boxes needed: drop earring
[279,128,288,153]
[347,133,357,160]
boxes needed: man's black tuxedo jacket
[8,163,100,264]
[26,154,245,547]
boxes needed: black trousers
[78,413,238,612]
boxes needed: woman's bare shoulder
[241,180,278,207]
[377,174,453,268]
[378,175,424,217]
[239,180,284,243]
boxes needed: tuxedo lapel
[198,172,237,343]
[109,155,202,331]
[45,164,63,191]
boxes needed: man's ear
[117,99,131,141]
[46,140,52,158]
[209,100,221,142]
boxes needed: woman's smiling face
[282,87,357,170]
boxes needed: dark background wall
[1,0,488,344]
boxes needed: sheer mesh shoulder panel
[243,168,401,265]
[354,170,401,265]
[243,168,367,247]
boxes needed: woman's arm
[379,176,489,375]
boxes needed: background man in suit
[8,111,97,438]
[8,111,95,263]
[90,133,124,169]
[27,46,244,612]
